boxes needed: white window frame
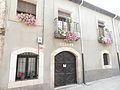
[8,48,44,88]
[101,50,112,69]
[9,0,43,25]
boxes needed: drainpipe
[78,0,86,84]
[112,15,120,70]
[42,0,46,45]
[38,0,45,61]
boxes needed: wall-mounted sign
[60,43,73,47]
[37,37,42,44]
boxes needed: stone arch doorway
[55,51,77,87]
[50,47,82,88]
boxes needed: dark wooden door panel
[55,63,64,73]
[65,64,76,73]
[55,51,77,87]
[66,74,77,84]
[55,73,65,87]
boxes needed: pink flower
[106,38,112,45]
[66,31,80,42]
[17,13,36,25]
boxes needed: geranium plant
[66,17,72,24]
[98,28,113,45]
[28,72,35,79]
[66,31,80,42]
[17,13,36,25]
[17,72,25,80]
[98,37,113,45]
[54,29,80,43]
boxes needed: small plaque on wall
[60,43,73,47]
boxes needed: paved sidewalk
[60,76,120,90]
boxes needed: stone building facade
[0,0,5,68]
[0,0,120,90]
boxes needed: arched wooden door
[55,51,77,87]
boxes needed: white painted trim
[50,47,82,88]
[8,48,44,88]
[101,50,112,69]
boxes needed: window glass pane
[28,57,36,77]
[17,57,26,74]
[16,57,26,80]
[58,11,71,31]
[99,27,104,37]
[98,21,105,37]
[103,53,109,65]
[58,20,63,30]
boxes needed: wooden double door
[55,51,77,87]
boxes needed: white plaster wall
[0,0,5,28]
[114,20,120,53]
[54,0,79,24]
[80,6,119,70]
[0,35,4,62]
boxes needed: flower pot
[20,77,25,80]
[30,76,34,79]
[54,31,66,39]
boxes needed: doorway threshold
[55,84,78,90]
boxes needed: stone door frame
[50,47,82,88]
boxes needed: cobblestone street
[60,76,120,90]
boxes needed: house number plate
[63,64,67,67]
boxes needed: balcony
[98,28,113,46]
[54,18,80,43]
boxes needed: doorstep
[55,84,79,90]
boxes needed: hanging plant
[28,72,35,79]
[54,29,67,39]
[98,29,113,45]
[17,13,36,25]
[58,29,67,36]
[104,37,113,45]
[66,17,72,24]
[54,30,80,42]
[65,31,80,42]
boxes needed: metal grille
[16,52,38,81]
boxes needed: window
[98,21,105,37]
[17,0,36,16]
[103,53,110,65]
[16,52,38,81]
[58,11,71,31]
